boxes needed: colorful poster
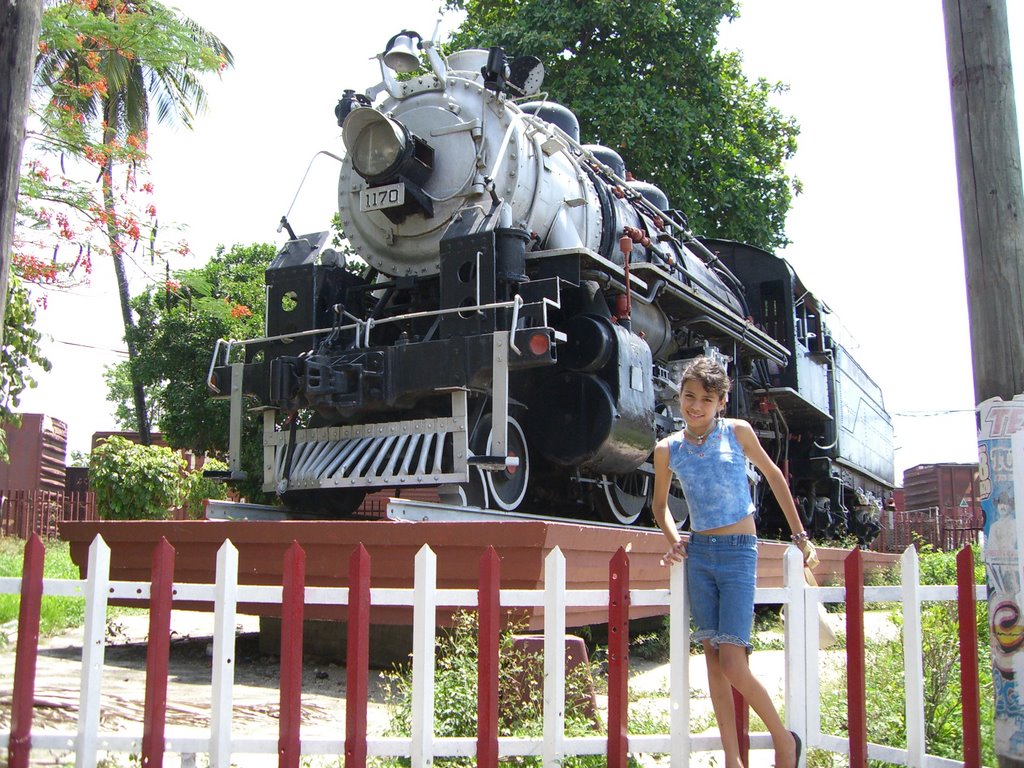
[978,395,1024,758]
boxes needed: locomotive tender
[207,30,894,542]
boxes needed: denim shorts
[686,532,758,652]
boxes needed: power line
[891,409,975,417]
[48,338,129,355]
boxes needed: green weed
[0,537,85,639]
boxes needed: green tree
[106,242,272,500]
[0,277,52,461]
[103,360,162,431]
[31,0,233,445]
[447,0,800,250]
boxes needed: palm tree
[34,1,233,444]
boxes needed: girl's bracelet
[791,531,809,545]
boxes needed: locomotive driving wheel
[595,471,649,525]
[594,471,689,527]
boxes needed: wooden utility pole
[0,0,44,343]
[944,0,1024,401]
[943,1,1024,766]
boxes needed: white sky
[17,1,1024,483]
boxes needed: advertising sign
[978,395,1024,757]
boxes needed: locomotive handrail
[208,297,532,364]
[508,294,524,355]
[281,150,344,226]
[207,338,230,394]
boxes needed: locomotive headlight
[343,109,408,180]
[342,107,435,222]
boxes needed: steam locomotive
[207,30,894,542]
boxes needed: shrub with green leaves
[378,610,627,767]
[180,457,229,519]
[88,435,186,520]
[815,544,993,767]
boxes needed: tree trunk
[101,125,151,445]
[0,0,44,344]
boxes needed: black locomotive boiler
[207,31,894,543]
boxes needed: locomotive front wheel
[595,471,648,526]
[438,466,490,509]
[280,488,367,518]
[484,416,531,511]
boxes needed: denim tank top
[667,419,754,532]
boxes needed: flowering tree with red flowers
[18,0,232,444]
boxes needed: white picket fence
[0,535,986,767]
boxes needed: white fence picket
[411,544,437,767]
[783,545,808,766]
[669,559,689,767]
[210,540,239,768]
[75,534,110,768]
[901,546,926,767]
[543,546,567,768]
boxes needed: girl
[652,356,816,768]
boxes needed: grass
[0,536,86,644]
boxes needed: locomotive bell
[382,30,421,74]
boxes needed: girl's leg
[716,643,798,768]
[703,641,744,768]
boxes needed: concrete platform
[60,516,898,630]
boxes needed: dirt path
[0,610,396,766]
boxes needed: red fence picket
[345,544,371,768]
[477,546,501,768]
[607,547,630,768]
[142,538,176,768]
[845,548,867,767]
[958,546,982,768]
[279,541,306,768]
[8,534,44,768]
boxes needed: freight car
[206,30,893,542]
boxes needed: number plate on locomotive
[360,183,405,212]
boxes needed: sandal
[790,731,803,767]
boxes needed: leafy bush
[180,457,229,519]
[378,611,632,767]
[816,545,994,767]
[89,436,184,520]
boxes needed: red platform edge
[60,519,899,628]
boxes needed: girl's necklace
[684,418,717,445]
